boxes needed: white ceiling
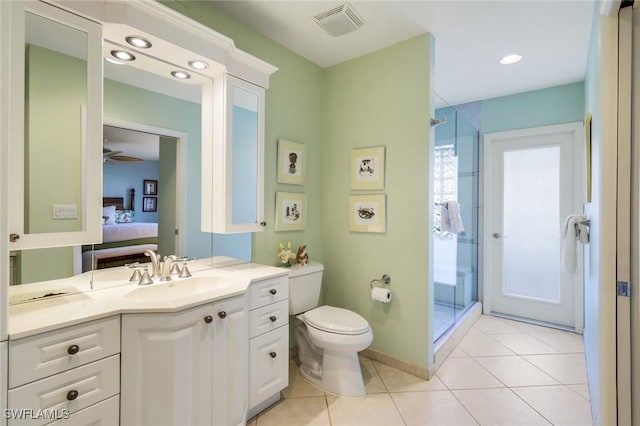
[103,126,160,162]
[211,0,595,107]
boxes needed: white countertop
[8,258,288,340]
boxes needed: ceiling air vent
[313,3,365,37]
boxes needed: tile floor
[248,315,592,426]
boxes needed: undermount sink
[125,275,238,300]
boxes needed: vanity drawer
[48,395,119,426]
[9,316,120,388]
[248,276,288,309]
[249,299,289,338]
[8,355,120,426]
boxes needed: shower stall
[432,96,480,341]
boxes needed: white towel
[560,214,589,274]
[442,201,464,234]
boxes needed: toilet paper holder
[370,274,391,289]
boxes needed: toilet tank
[288,261,324,315]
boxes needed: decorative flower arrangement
[278,242,296,266]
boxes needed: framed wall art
[143,179,158,195]
[275,192,307,231]
[349,194,386,233]
[351,146,385,190]
[143,197,157,212]
[277,139,306,185]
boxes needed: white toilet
[289,261,373,397]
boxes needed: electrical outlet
[52,204,78,220]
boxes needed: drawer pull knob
[260,221,267,227]
[269,289,277,295]
[204,316,213,324]
[66,390,79,401]
[9,233,19,242]
[269,351,277,359]
[269,315,277,322]
[67,345,80,355]
[218,311,227,319]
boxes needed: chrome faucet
[160,255,177,282]
[144,249,162,279]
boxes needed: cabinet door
[203,74,266,234]
[6,0,102,249]
[249,326,289,409]
[121,305,213,426]
[212,295,248,426]
[1,341,7,426]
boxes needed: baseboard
[360,348,429,380]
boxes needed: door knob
[492,233,507,239]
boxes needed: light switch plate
[52,204,78,220]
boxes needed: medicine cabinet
[6,0,103,250]
[202,74,266,234]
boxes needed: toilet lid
[303,305,370,335]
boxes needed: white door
[484,122,584,329]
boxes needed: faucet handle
[178,263,192,278]
[170,262,182,277]
[129,269,143,282]
[138,268,154,286]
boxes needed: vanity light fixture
[188,60,208,70]
[126,36,152,49]
[500,54,522,65]
[171,70,191,80]
[111,50,136,62]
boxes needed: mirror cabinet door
[205,74,265,234]
[8,1,102,250]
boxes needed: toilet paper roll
[371,287,392,303]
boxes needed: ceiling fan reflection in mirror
[103,147,144,164]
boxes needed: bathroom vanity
[6,260,289,425]
[0,0,280,424]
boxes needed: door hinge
[617,281,632,297]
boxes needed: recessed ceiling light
[126,36,152,49]
[171,70,191,80]
[500,54,522,65]
[111,50,135,61]
[188,60,208,70]
[105,57,124,65]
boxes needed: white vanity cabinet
[121,295,248,426]
[1,341,7,426]
[247,276,289,417]
[6,317,121,426]
[202,74,266,234]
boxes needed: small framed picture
[349,194,386,233]
[351,146,385,190]
[143,179,158,195]
[277,139,306,185]
[142,197,157,212]
[275,192,307,231]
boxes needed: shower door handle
[492,232,507,239]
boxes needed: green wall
[322,35,435,368]
[162,1,326,267]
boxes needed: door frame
[482,122,585,332]
[103,118,187,256]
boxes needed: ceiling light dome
[188,60,208,70]
[111,50,135,61]
[500,54,522,65]
[126,36,152,49]
[171,70,191,80]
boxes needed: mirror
[9,13,253,302]
[232,86,260,225]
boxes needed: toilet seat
[303,305,370,335]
